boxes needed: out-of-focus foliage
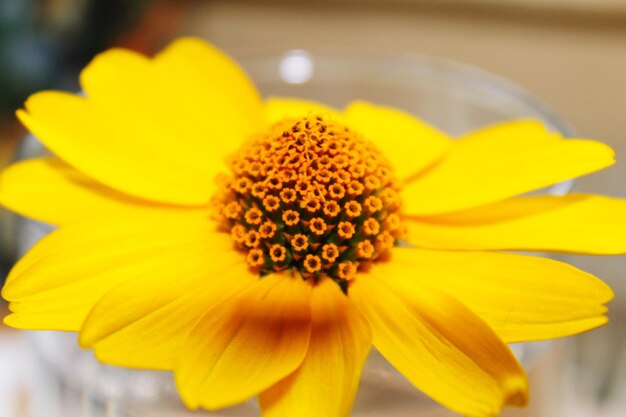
[0,0,146,113]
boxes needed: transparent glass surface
[18,50,575,417]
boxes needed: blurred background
[0,0,625,416]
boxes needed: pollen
[213,114,405,288]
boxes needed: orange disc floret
[338,261,357,281]
[259,221,277,239]
[376,231,395,251]
[230,224,247,243]
[244,207,263,225]
[301,198,321,213]
[363,218,380,236]
[357,241,375,259]
[224,201,242,220]
[309,218,328,236]
[329,183,346,199]
[263,195,281,212]
[212,114,405,288]
[304,254,322,274]
[364,196,383,213]
[291,234,309,252]
[244,230,261,248]
[269,244,287,263]
[233,177,252,193]
[347,180,364,196]
[337,221,356,239]
[322,244,340,263]
[283,210,300,226]
[345,201,362,218]
[250,182,266,198]
[247,249,265,267]
[323,201,340,218]
[334,169,351,184]
[280,188,297,204]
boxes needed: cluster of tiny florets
[211,115,405,290]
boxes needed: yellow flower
[1,38,624,417]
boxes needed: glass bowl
[16,49,574,417]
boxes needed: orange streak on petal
[351,269,528,417]
[260,277,372,417]
[175,272,312,410]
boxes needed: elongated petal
[402,121,615,215]
[16,92,213,205]
[344,101,451,180]
[0,157,166,225]
[259,278,372,417]
[17,38,263,205]
[2,209,215,331]
[77,235,255,370]
[351,269,528,417]
[175,272,312,410]
[150,38,263,171]
[456,120,561,149]
[84,38,263,169]
[264,97,343,126]
[370,248,612,343]
[406,194,626,254]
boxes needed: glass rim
[236,48,574,135]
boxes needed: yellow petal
[17,38,263,205]
[77,233,253,367]
[264,97,344,126]
[2,209,214,331]
[457,120,562,150]
[406,194,626,254]
[259,278,372,417]
[82,38,263,173]
[16,92,212,205]
[351,268,528,417]
[371,248,612,343]
[175,272,312,410]
[402,120,615,215]
[0,157,169,225]
[344,101,451,180]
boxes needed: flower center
[212,115,405,291]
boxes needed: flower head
[213,115,403,286]
[1,38,625,417]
